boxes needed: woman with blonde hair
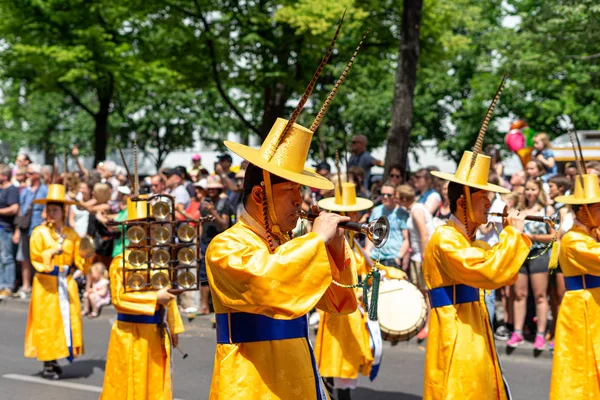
[506,177,556,351]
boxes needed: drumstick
[175,346,188,359]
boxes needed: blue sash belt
[39,266,61,276]
[216,312,307,344]
[429,284,480,308]
[117,310,162,324]
[565,274,600,291]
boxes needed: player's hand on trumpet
[312,211,351,245]
[502,206,526,233]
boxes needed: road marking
[2,374,187,400]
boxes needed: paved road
[0,300,552,399]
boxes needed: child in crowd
[82,262,110,318]
[532,133,557,181]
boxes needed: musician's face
[46,204,64,224]
[460,189,490,226]
[347,211,360,222]
[271,181,303,232]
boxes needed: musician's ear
[250,185,263,204]
[457,195,466,210]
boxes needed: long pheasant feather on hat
[468,74,508,175]
[310,29,371,133]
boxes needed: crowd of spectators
[0,131,577,353]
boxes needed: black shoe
[42,362,59,380]
[51,361,63,375]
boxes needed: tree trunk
[385,0,423,175]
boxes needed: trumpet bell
[152,201,171,220]
[78,236,96,259]
[152,226,171,245]
[177,223,196,242]
[127,272,146,290]
[128,249,147,267]
[177,247,196,265]
[127,226,146,244]
[177,271,196,289]
[151,272,170,289]
[367,216,390,249]
[152,249,171,267]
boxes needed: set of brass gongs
[125,200,201,291]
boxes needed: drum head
[374,279,427,342]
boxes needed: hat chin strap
[464,186,478,221]
[262,170,289,246]
[583,204,598,229]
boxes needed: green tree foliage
[498,0,600,135]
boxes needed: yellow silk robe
[25,225,91,361]
[550,225,600,399]
[314,241,374,380]
[100,254,184,400]
[423,220,531,400]
[207,213,358,399]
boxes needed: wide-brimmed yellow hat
[555,174,600,205]
[431,151,510,194]
[318,182,373,212]
[34,184,77,206]
[225,118,334,190]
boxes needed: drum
[375,279,427,342]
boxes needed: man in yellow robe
[207,16,368,399]
[423,78,531,400]
[25,184,92,379]
[550,173,600,399]
[101,197,184,400]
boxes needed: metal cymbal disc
[152,201,171,220]
[151,272,169,290]
[128,249,147,267]
[177,223,196,242]
[177,247,196,265]
[177,271,196,289]
[127,272,146,290]
[78,235,96,259]
[152,249,170,267]
[152,226,171,245]
[127,226,146,244]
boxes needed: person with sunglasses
[364,182,409,271]
[387,164,403,187]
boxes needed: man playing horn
[549,129,600,400]
[422,77,530,399]
[206,15,370,399]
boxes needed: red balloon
[510,120,528,130]
[505,129,525,152]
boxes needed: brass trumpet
[489,212,561,230]
[296,211,390,248]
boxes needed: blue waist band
[117,310,161,324]
[216,312,308,344]
[565,274,600,291]
[39,266,61,276]
[429,284,480,308]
